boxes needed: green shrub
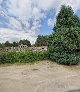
[48,28,80,65]
[0,51,48,64]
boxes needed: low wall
[0,46,47,52]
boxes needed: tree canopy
[0,39,31,47]
[35,35,49,46]
[19,39,31,47]
[48,5,80,65]
[54,5,80,30]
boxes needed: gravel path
[0,60,80,92]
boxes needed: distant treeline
[0,39,31,48]
[0,35,49,48]
[35,35,49,46]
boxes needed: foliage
[0,39,31,47]
[48,28,80,65]
[54,5,80,30]
[0,43,5,48]
[4,41,12,47]
[12,42,18,47]
[35,35,49,46]
[0,51,48,64]
[19,39,31,47]
[48,5,80,65]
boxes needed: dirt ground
[0,60,80,92]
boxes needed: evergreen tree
[4,41,12,47]
[54,5,80,30]
[48,5,80,65]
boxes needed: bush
[0,52,18,64]
[49,51,80,65]
[48,28,80,65]
[0,51,48,64]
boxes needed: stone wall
[29,46,47,52]
[0,44,47,52]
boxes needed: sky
[0,0,80,44]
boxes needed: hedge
[0,51,48,64]
[48,28,80,65]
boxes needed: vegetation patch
[0,51,48,64]
[48,5,80,65]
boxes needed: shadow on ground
[67,89,80,92]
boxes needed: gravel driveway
[0,60,80,92]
